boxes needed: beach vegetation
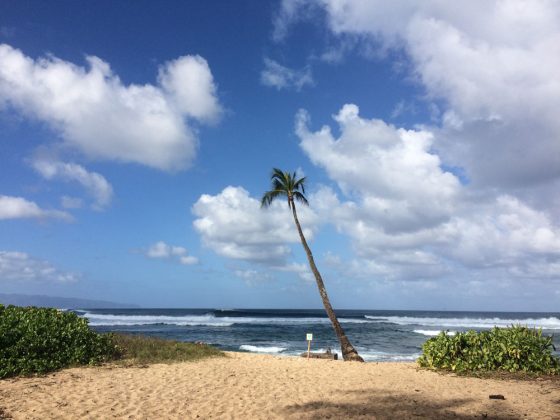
[111,333,224,364]
[261,168,363,362]
[0,305,119,379]
[418,326,560,374]
[0,305,225,379]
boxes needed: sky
[1,0,560,311]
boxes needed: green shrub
[418,326,560,374]
[0,305,120,378]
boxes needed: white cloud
[192,186,317,265]
[0,251,79,282]
[297,104,460,233]
[265,1,560,294]
[31,158,113,210]
[158,55,222,122]
[145,241,198,265]
[277,1,560,189]
[0,195,70,220]
[0,44,222,171]
[297,105,560,283]
[260,58,314,91]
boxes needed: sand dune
[1,352,558,419]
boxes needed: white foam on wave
[240,345,287,354]
[414,329,456,337]
[82,312,234,327]
[81,312,369,327]
[357,350,420,362]
[365,315,560,330]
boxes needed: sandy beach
[0,352,558,419]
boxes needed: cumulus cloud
[260,58,314,91]
[158,55,222,122]
[192,186,317,266]
[0,251,79,282]
[297,104,460,233]
[0,44,222,171]
[31,158,113,210]
[265,1,560,294]
[145,241,198,265]
[0,195,70,220]
[296,105,560,283]
[277,1,560,189]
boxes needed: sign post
[306,333,313,359]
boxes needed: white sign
[306,333,313,341]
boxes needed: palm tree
[261,168,364,362]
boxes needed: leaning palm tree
[261,168,364,362]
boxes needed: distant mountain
[0,293,139,309]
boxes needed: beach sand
[1,352,558,419]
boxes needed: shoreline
[1,352,558,419]
[236,350,420,363]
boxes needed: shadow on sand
[282,388,521,419]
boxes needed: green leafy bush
[418,326,560,374]
[0,305,120,378]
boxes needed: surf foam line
[81,312,234,327]
[413,329,456,337]
[365,315,560,330]
[81,312,371,327]
[329,347,420,362]
[239,345,287,354]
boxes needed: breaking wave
[365,315,560,330]
[239,345,287,354]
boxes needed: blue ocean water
[81,309,560,362]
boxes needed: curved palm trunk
[289,198,364,362]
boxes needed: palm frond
[262,168,308,208]
[272,178,285,191]
[261,189,287,208]
[293,191,309,206]
[293,176,306,194]
[271,168,285,182]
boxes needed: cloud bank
[276,1,560,190]
[296,105,560,284]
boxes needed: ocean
[80,309,560,362]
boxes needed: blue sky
[1,1,560,311]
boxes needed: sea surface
[80,309,560,362]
